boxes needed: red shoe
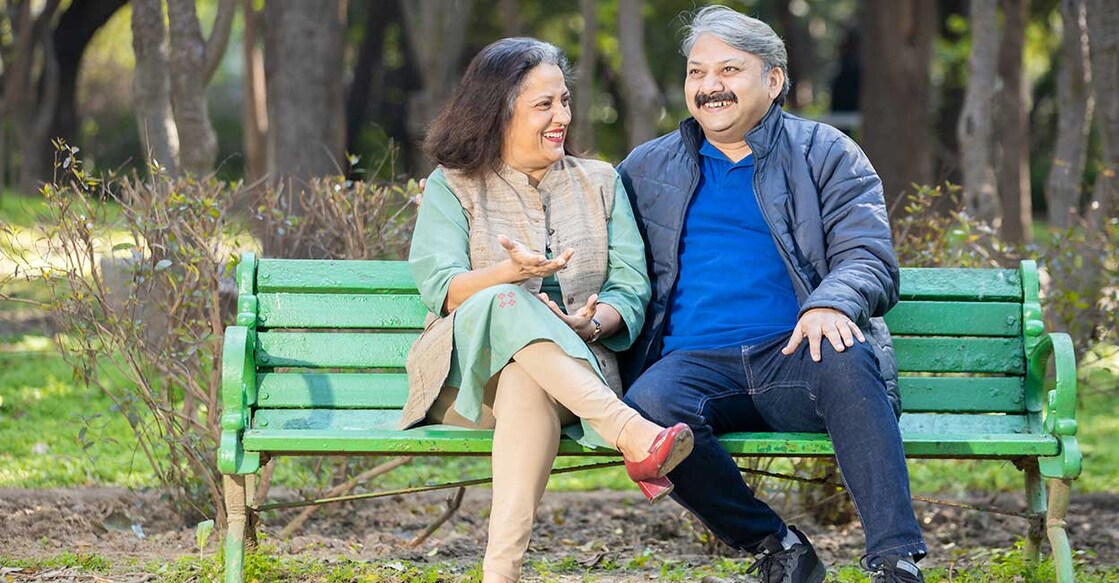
[624,423,694,502]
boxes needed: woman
[403,38,693,582]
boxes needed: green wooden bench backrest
[242,257,1037,434]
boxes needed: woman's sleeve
[408,169,471,316]
[596,175,652,352]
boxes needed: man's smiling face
[684,33,784,144]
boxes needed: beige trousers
[426,341,644,581]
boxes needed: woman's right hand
[499,235,574,281]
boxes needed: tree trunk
[400,0,474,173]
[4,0,63,193]
[934,0,967,192]
[776,0,815,110]
[1047,0,1094,228]
[166,0,234,176]
[957,0,1000,225]
[242,0,267,184]
[264,0,347,183]
[573,0,597,152]
[996,0,1032,243]
[345,1,393,157]
[131,0,180,174]
[617,0,663,150]
[498,0,523,37]
[47,0,128,153]
[1088,0,1119,223]
[859,0,934,211]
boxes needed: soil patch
[1,486,1117,580]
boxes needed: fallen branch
[279,456,413,538]
[407,486,466,547]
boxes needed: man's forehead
[686,37,759,65]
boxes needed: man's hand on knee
[781,308,865,362]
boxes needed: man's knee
[811,342,889,402]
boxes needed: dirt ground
[1,486,1117,581]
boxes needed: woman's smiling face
[502,63,571,182]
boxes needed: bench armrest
[1027,331,1082,480]
[218,325,261,475]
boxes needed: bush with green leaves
[2,144,417,523]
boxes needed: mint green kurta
[408,168,649,444]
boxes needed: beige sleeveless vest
[400,156,622,429]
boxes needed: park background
[1,0,1117,581]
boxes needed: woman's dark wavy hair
[424,37,574,178]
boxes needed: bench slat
[258,334,1025,372]
[254,372,1027,413]
[894,337,1024,373]
[258,293,427,329]
[898,376,1025,412]
[884,301,1021,336]
[241,428,1058,457]
[256,293,1024,337]
[897,268,1021,301]
[257,373,409,408]
[254,262,1019,301]
[257,332,417,369]
[256,259,417,293]
[253,408,1036,436]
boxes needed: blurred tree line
[1,0,1116,242]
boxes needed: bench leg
[1023,461,1046,566]
[223,474,247,583]
[245,473,259,550]
[1047,477,1075,583]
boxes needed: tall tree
[617,0,663,150]
[573,0,597,152]
[996,0,1032,243]
[859,0,935,210]
[131,0,179,174]
[400,0,474,173]
[242,0,267,183]
[1046,0,1094,228]
[1,0,62,194]
[1088,0,1119,223]
[131,0,233,176]
[775,0,815,110]
[47,0,128,158]
[166,0,234,175]
[264,0,347,182]
[345,2,394,157]
[957,0,1000,225]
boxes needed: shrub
[2,143,417,522]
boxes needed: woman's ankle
[482,570,517,583]
[617,417,663,461]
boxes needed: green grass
[4,543,1118,582]
[0,346,158,488]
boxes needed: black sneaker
[745,525,826,583]
[863,555,924,583]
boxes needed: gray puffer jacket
[617,103,903,417]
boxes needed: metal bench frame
[218,254,1081,582]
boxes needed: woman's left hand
[536,292,598,341]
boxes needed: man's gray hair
[681,5,791,106]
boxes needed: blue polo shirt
[661,140,800,355]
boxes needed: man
[617,6,927,583]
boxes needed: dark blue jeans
[623,333,927,561]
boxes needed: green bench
[217,254,1082,583]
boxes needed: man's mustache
[695,92,738,108]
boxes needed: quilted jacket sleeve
[798,130,900,323]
